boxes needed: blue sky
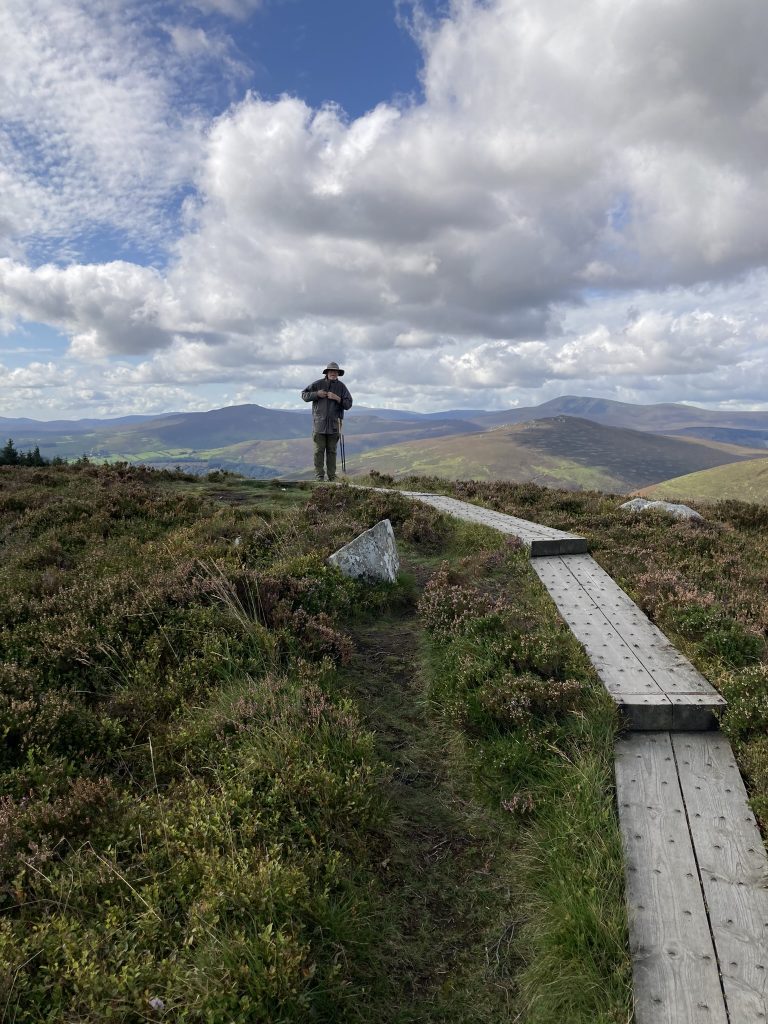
[2,0,768,420]
[245,1,431,116]
[11,1,436,271]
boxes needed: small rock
[620,498,703,521]
[328,519,400,582]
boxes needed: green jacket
[301,377,353,434]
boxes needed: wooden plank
[615,696,721,732]
[673,733,768,1022]
[615,733,728,1024]
[670,696,723,732]
[532,556,725,729]
[617,695,675,731]
[401,492,589,555]
[564,556,722,699]
[531,558,667,699]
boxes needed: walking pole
[340,420,346,474]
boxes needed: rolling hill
[5,397,767,481]
[344,416,766,492]
[465,396,768,446]
[638,457,768,504]
[4,405,478,466]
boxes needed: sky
[2,0,768,421]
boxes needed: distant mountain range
[3,396,767,493]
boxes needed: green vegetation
[1,438,51,467]
[364,473,768,833]
[417,560,630,1022]
[0,465,632,1022]
[350,417,760,492]
[640,456,768,504]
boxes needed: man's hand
[327,392,340,402]
[317,389,328,398]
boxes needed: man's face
[326,370,339,382]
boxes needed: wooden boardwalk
[398,491,588,556]
[368,487,768,1023]
[531,554,725,731]
[616,733,768,1023]
[391,490,724,731]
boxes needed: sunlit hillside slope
[638,456,768,504]
[345,417,764,492]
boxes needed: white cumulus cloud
[3,0,768,416]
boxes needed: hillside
[4,404,477,468]
[346,416,764,491]
[3,465,768,1020]
[638,456,768,504]
[5,397,768,472]
[467,396,768,444]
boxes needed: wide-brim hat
[323,362,344,376]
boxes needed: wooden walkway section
[531,554,725,731]
[617,733,768,1023]
[387,490,588,556]
[385,489,724,730]
[365,486,768,1023]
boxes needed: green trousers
[313,432,339,480]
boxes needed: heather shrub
[665,603,763,668]
[307,482,455,555]
[357,487,413,526]
[276,609,355,666]
[419,559,602,756]
[418,565,506,641]
[713,499,768,532]
[366,469,395,486]
[397,502,451,551]
[0,776,126,881]
[262,553,361,618]
[0,467,407,1021]
[739,736,768,828]
[469,672,584,738]
[719,664,768,739]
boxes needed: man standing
[301,362,353,481]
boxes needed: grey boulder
[620,498,703,521]
[328,519,400,583]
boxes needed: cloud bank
[2,0,768,417]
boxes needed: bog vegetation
[368,471,768,822]
[2,463,765,1022]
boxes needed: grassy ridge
[0,466,632,1021]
